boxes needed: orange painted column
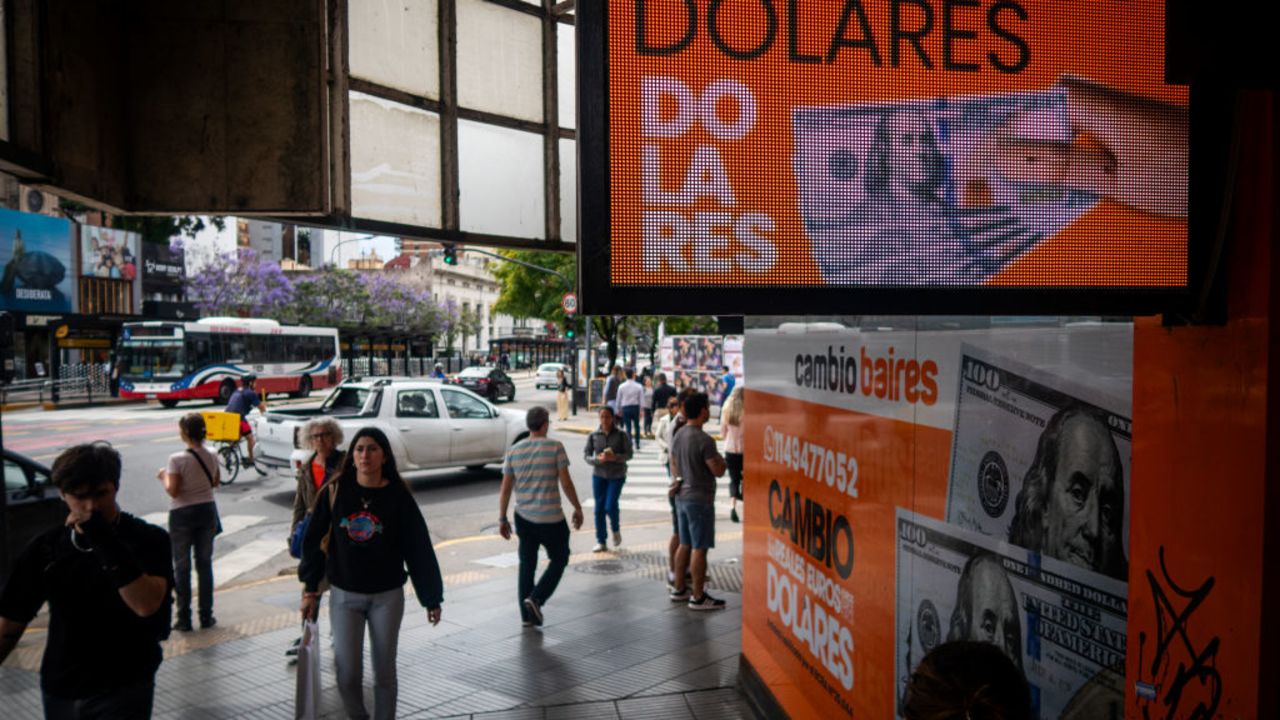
[1127,92,1275,719]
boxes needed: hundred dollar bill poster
[945,344,1132,581]
[742,322,1132,718]
[591,0,1187,291]
[895,511,1126,719]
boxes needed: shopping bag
[294,619,321,720]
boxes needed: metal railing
[0,363,114,406]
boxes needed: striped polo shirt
[503,437,570,524]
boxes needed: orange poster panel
[741,388,951,718]
[608,0,1186,288]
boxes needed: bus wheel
[216,379,236,405]
[292,375,312,399]
[160,399,179,409]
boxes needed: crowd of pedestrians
[0,368,746,719]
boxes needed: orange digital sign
[578,0,1191,314]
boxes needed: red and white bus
[118,318,342,407]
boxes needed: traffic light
[563,314,576,340]
[442,244,458,266]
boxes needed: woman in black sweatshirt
[299,426,443,720]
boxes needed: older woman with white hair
[291,417,346,535]
[285,417,345,659]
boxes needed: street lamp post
[328,234,378,267]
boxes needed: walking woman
[584,406,633,552]
[722,387,745,523]
[299,428,444,720]
[290,417,346,543]
[642,375,655,438]
[556,368,570,421]
[285,417,345,659]
[162,413,221,631]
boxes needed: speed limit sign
[562,292,578,315]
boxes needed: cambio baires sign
[743,325,1134,718]
[578,1,1188,314]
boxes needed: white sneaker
[592,543,607,553]
[612,531,622,548]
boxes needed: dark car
[2,448,66,590]
[453,366,516,403]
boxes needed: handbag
[288,515,310,559]
[294,619,321,720]
[291,479,339,559]
[187,449,224,536]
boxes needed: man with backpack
[226,374,268,476]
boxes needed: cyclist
[226,374,268,476]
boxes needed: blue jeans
[592,474,625,544]
[620,405,641,449]
[43,679,154,719]
[330,586,406,720]
[516,515,571,615]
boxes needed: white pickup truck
[256,377,528,476]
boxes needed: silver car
[535,362,569,389]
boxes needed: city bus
[117,318,341,407]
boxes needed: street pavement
[0,374,754,718]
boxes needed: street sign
[562,292,578,315]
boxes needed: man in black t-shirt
[0,442,173,719]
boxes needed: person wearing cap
[226,374,268,475]
[0,442,173,718]
[430,363,446,380]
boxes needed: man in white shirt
[615,368,645,451]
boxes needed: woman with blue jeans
[162,413,222,632]
[300,427,444,720]
[584,407,633,553]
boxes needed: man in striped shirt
[498,406,584,627]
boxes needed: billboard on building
[0,207,75,313]
[141,241,186,301]
[578,1,1190,315]
[741,322,1135,718]
[81,226,140,281]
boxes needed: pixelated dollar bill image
[793,88,1099,286]
[894,510,1126,720]
[944,343,1132,582]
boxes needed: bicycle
[214,436,249,484]
[202,410,263,485]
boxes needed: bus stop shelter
[488,337,569,370]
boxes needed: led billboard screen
[578,1,1191,314]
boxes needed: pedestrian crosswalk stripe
[138,513,284,585]
[577,442,738,514]
[214,538,288,586]
[140,513,266,537]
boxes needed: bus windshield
[118,338,187,379]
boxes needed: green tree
[592,315,627,370]
[490,250,575,324]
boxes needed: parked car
[2,449,66,591]
[255,378,528,476]
[453,366,516,402]
[535,363,569,389]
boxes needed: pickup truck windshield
[322,387,381,417]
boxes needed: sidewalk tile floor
[0,570,755,719]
